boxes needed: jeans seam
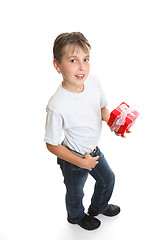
[92,166,107,212]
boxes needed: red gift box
[107,102,139,135]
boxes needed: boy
[44,32,123,230]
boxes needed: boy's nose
[78,61,85,71]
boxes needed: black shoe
[88,204,121,217]
[68,214,101,230]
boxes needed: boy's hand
[110,126,131,138]
[83,153,99,171]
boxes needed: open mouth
[75,74,85,79]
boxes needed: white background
[0,0,160,239]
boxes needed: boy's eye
[84,58,89,62]
[71,59,76,63]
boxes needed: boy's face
[54,44,90,92]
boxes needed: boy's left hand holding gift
[107,102,139,138]
[110,126,131,138]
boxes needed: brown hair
[53,32,91,63]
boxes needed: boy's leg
[89,147,116,214]
[57,158,89,222]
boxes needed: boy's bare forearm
[46,143,85,168]
[101,107,110,122]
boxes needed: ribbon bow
[116,104,134,126]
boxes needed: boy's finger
[115,132,121,136]
[111,127,115,132]
[121,134,126,138]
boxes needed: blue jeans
[57,147,115,222]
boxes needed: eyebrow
[68,55,90,59]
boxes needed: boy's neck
[62,81,84,93]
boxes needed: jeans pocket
[71,163,82,171]
[71,165,89,177]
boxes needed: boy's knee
[111,171,115,184]
[104,170,115,187]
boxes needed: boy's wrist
[103,115,110,123]
[101,107,110,122]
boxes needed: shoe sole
[68,217,101,230]
[88,207,121,217]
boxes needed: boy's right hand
[83,153,99,171]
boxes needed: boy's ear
[53,59,60,72]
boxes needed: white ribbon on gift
[116,104,134,126]
[112,103,135,132]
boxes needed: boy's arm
[46,143,99,171]
[101,107,110,122]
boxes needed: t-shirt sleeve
[44,108,63,145]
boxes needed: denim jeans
[57,147,115,222]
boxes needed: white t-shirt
[44,75,107,154]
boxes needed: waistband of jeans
[62,141,98,158]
